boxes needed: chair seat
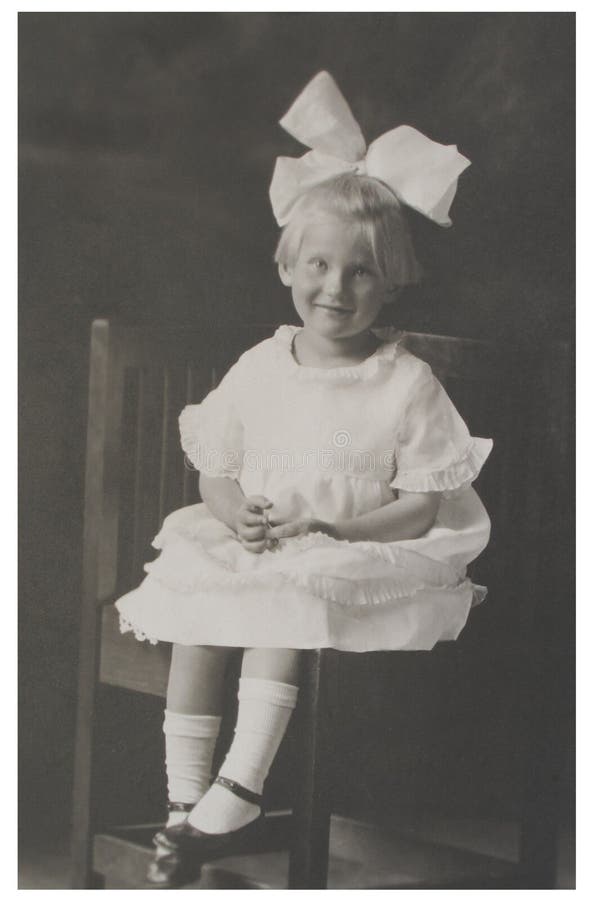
[100,604,169,697]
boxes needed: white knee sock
[188,678,298,835]
[163,710,222,827]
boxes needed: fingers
[241,538,268,554]
[267,522,302,540]
[240,535,279,553]
[241,511,267,526]
[244,495,273,512]
[266,515,287,527]
[237,495,278,552]
[239,523,267,541]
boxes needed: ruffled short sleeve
[179,365,243,479]
[391,364,492,496]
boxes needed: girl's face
[279,216,390,342]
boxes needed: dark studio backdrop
[19,12,574,843]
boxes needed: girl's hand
[235,495,274,554]
[267,518,335,541]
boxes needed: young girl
[116,71,492,888]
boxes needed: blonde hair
[274,173,420,287]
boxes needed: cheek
[354,283,384,306]
[295,272,320,294]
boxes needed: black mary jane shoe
[146,802,196,889]
[145,779,263,889]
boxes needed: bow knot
[270,71,470,228]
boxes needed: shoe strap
[168,801,194,813]
[214,775,262,807]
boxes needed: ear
[278,263,293,287]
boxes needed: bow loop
[279,71,366,162]
[365,126,471,226]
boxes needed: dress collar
[273,324,405,382]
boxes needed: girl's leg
[163,644,234,826]
[167,643,235,715]
[188,648,300,834]
[240,646,301,685]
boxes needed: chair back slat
[82,320,113,609]
[97,355,126,602]
[181,361,216,506]
[159,366,188,523]
[130,367,166,586]
[158,368,173,524]
[114,366,140,597]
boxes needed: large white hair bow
[270,71,471,228]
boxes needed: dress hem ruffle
[117,577,483,650]
[143,559,478,609]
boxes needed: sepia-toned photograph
[19,10,574,889]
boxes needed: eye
[309,258,327,271]
[353,265,371,277]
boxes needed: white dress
[116,325,492,652]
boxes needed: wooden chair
[70,319,572,889]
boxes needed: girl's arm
[329,490,440,542]
[199,473,273,553]
[199,473,246,531]
[268,490,440,544]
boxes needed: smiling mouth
[314,305,353,314]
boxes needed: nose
[325,269,344,298]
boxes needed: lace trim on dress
[273,324,405,382]
[137,561,471,606]
[391,437,493,495]
[143,528,465,604]
[119,616,159,645]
